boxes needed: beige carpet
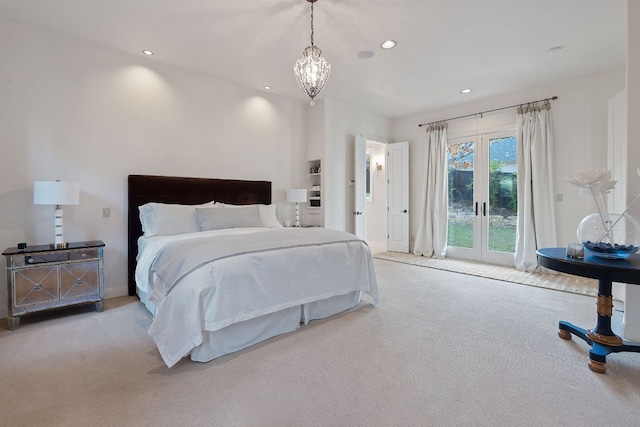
[374,251,598,296]
[1,259,639,427]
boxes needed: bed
[128,175,379,367]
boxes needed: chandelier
[294,0,331,105]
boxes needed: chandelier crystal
[294,0,331,105]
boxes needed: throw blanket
[145,227,378,328]
[149,227,366,298]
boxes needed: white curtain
[414,122,448,258]
[515,103,557,271]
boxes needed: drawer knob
[76,279,84,285]
[33,284,42,291]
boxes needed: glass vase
[577,212,640,259]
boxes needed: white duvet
[136,227,379,367]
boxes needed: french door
[446,131,517,265]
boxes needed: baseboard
[368,241,387,254]
[105,285,130,299]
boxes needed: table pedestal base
[558,321,640,374]
[537,248,640,373]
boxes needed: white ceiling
[0,0,627,118]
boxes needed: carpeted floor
[374,251,598,296]
[1,259,638,426]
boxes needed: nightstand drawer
[13,265,59,306]
[68,249,99,261]
[11,253,68,267]
[9,249,99,267]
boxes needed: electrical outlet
[103,208,111,218]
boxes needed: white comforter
[136,227,378,367]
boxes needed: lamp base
[50,242,69,249]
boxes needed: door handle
[353,211,363,215]
[482,202,487,216]
[475,202,478,216]
[402,210,408,213]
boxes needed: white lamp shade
[34,181,80,205]
[286,188,307,203]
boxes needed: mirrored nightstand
[3,240,105,330]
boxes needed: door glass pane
[487,136,517,253]
[447,142,475,248]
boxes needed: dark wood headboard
[127,175,272,295]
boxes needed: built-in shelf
[308,159,321,208]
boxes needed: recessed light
[460,88,473,94]
[142,50,154,56]
[381,40,396,49]
[358,51,374,59]
[263,86,271,90]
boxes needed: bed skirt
[138,287,361,365]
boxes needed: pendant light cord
[310,1,315,46]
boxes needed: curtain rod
[417,95,558,128]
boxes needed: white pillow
[139,201,217,237]
[217,203,283,228]
[195,206,263,231]
[258,204,283,228]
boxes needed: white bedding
[136,227,378,367]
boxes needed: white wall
[622,0,640,341]
[392,67,626,252]
[301,100,326,227]
[305,101,325,162]
[628,0,640,221]
[0,19,306,318]
[323,99,391,233]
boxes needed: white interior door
[387,141,409,252]
[354,135,366,239]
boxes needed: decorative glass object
[577,213,640,259]
[566,167,640,260]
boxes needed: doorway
[364,140,388,253]
[354,136,409,254]
[446,131,517,265]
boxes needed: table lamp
[34,180,80,248]
[286,188,307,227]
